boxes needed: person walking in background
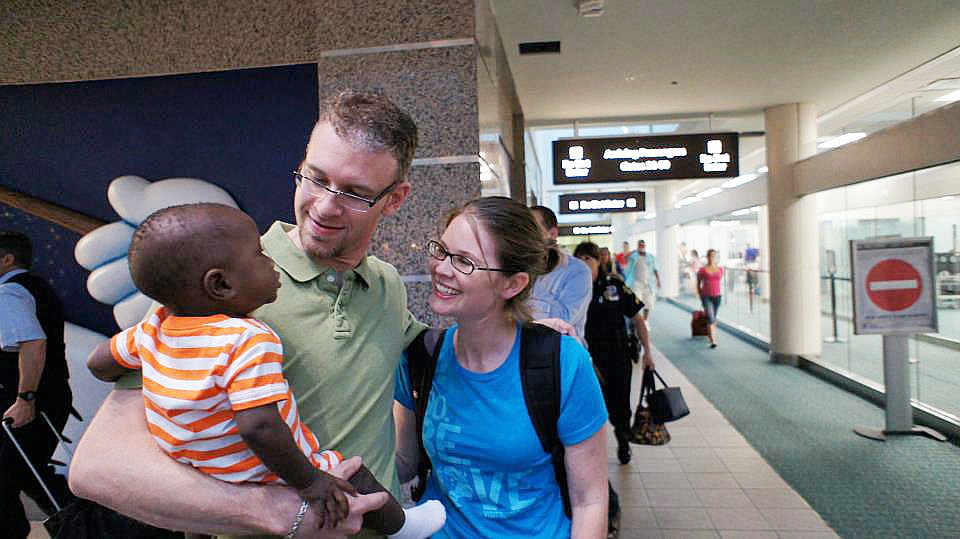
[528,206,593,339]
[697,249,724,349]
[1,231,74,539]
[615,241,632,272]
[600,246,621,276]
[573,242,654,467]
[625,239,660,320]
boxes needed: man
[527,207,628,538]
[625,239,660,320]
[1,231,74,539]
[528,206,593,339]
[69,91,421,538]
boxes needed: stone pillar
[764,104,822,361]
[655,184,680,299]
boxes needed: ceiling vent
[575,0,605,17]
[518,41,561,55]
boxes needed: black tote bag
[646,369,690,423]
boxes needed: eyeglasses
[426,240,509,276]
[293,170,399,213]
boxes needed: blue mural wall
[1,64,319,335]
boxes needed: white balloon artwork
[74,175,239,329]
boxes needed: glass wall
[676,210,770,340]
[816,162,960,420]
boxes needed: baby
[87,203,444,537]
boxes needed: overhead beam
[793,100,960,196]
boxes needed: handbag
[629,369,670,445]
[646,369,690,423]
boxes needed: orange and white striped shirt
[110,308,341,484]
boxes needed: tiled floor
[608,346,838,539]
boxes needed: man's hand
[292,457,388,537]
[3,398,36,427]
[298,472,357,529]
[533,317,577,338]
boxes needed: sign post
[849,237,945,442]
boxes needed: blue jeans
[702,295,722,324]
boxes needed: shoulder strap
[519,323,571,518]
[407,327,445,502]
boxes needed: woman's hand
[641,351,654,370]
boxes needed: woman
[599,246,620,276]
[394,197,609,538]
[697,249,723,348]
[573,242,653,466]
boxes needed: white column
[655,184,680,299]
[764,104,822,361]
[611,212,639,248]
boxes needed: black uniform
[583,272,643,442]
[1,272,72,538]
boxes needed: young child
[87,203,444,538]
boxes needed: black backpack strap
[519,323,571,518]
[405,327,446,502]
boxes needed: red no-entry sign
[865,259,922,312]
[851,237,937,335]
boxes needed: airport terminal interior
[3,1,960,537]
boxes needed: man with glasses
[70,91,424,538]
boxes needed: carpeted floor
[647,302,960,538]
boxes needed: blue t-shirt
[395,324,607,538]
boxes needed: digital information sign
[553,132,739,184]
[558,190,646,215]
[558,224,614,236]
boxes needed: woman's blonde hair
[441,197,547,323]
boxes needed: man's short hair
[530,205,558,230]
[0,230,32,269]
[319,90,419,180]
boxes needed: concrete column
[611,212,640,248]
[764,104,822,361]
[655,184,680,299]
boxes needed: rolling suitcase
[691,310,710,337]
[2,412,70,513]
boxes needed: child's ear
[203,268,235,300]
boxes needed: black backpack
[404,323,571,517]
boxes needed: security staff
[1,231,73,538]
[574,242,654,466]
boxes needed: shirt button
[326,275,335,283]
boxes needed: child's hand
[298,472,358,528]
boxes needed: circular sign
[865,259,922,312]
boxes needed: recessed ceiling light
[923,78,960,91]
[934,89,960,103]
[818,132,867,149]
[720,174,757,189]
[625,75,636,82]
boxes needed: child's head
[128,203,280,316]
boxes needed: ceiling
[490,0,960,123]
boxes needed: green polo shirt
[254,222,425,498]
[116,221,425,538]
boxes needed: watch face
[18,391,36,401]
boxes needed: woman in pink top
[697,249,724,348]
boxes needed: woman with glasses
[393,197,609,538]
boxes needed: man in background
[1,231,73,539]
[625,239,660,320]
